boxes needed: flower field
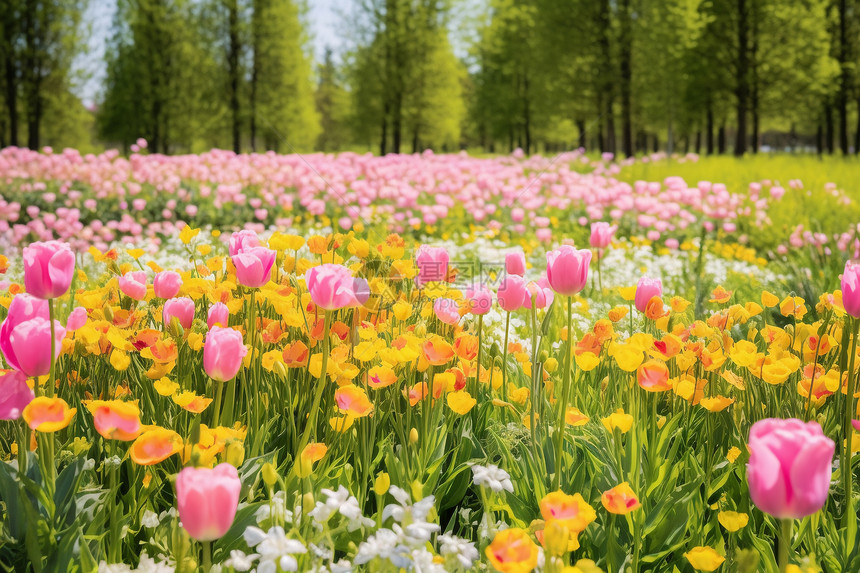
[2,148,860,573]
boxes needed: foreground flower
[176,463,241,541]
[497,275,528,312]
[634,276,663,313]
[546,245,591,295]
[0,294,65,377]
[684,546,725,571]
[717,510,749,532]
[163,297,195,329]
[747,418,834,519]
[601,482,641,514]
[119,271,148,300]
[841,259,860,317]
[637,360,671,392]
[485,528,539,573]
[0,370,34,420]
[233,246,276,288]
[153,270,182,299]
[539,491,597,533]
[465,283,493,315]
[22,397,76,432]
[23,240,75,299]
[207,302,230,328]
[306,263,366,310]
[415,245,449,287]
[86,400,142,441]
[204,326,248,382]
[130,428,183,465]
[589,222,616,250]
[433,298,460,325]
[505,251,526,276]
[471,464,514,493]
[228,229,263,256]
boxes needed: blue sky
[77,0,348,104]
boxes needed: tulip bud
[409,427,419,444]
[544,357,558,373]
[539,350,549,362]
[225,442,245,467]
[273,361,287,379]
[261,462,278,487]
[374,472,390,496]
[103,305,114,323]
[411,480,424,501]
[302,492,315,513]
[543,520,571,557]
[414,323,427,337]
[167,316,184,338]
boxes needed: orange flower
[637,360,671,392]
[710,286,732,304]
[407,382,429,406]
[565,407,589,426]
[423,335,454,365]
[132,329,161,350]
[485,528,539,573]
[297,442,328,477]
[454,334,478,361]
[130,428,183,465]
[601,482,641,514]
[142,339,179,363]
[23,397,77,432]
[644,296,669,320]
[334,384,374,417]
[608,306,628,323]
[367,365,398,389]
[282,340,309,367]
[86,400,142,441]
[539,491,597,533]
[172,392,213,414]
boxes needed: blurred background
[0,0,852,156]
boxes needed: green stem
[778,519,792,572]
[502,311,510,422]
[475,314,484,397]
[287,311,332,483]
[843,317,859,529]
[202,540,212,573]
[553,296,573,491]
[211,380,224,427]
[48,299,56,398]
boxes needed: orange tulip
[601,482,641,514]
[485,528,539,573]
[130,428,183,465]
[637,360,671,392]
[86,400,142,441]
[423,335,454,366]
[539,491,597,533]
[23,397,76,432]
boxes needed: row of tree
[0,0,856,156]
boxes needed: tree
[315,48,351,151]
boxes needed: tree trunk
[825,101,834,153]
[380,102,388,155]
[598,0,616,154]
[855,98,860,154]
[817,123,824,155]
[228,0,241,153]
[619,0,633,157]
[695,130,702,154]
[838,0,850,154]
[523,72,531,155]
[734,0,749,157]
[750,2,759,154]
[718,122,726,154]
[706,102,714,155]
[2,4,17,147]
[576,119,586,149]
[23,0,39,149]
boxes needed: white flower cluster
[97,552,173,573]
[354,486,478,572]
[309,485,373,531]
[471,464,514,493]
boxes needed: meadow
[1,148,860,573]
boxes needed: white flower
[224,550,258,572]
[244,526,307,573]
[471,464,514,493]
[410,547,447,573]
[354,528,410,568]
[309,485,373,531]
[255,491,294,526]
[381,487,440,542]
[438,534,479,569]
[141,510,159,529]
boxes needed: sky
[77,0,349,105]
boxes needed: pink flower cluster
[0,146,778,252]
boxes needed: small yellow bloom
[374,472,391,496]
[575,352,599,371]
[718,510,749,532]
[446,391,476,415]
[684,546,725,571]
[110,350,131,371]
[762,291,779,307]
[179,226,200,245]
[727,446,742,463]
[602,409,633,434]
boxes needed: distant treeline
[0,0,856,156]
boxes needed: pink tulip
[841,260,860,318]
[589,222,616,250]
[433,298,461,325]
[524,278,554,309]
[153,271,182,299]
[232,247,276,288]
[203,326,247,382]
[208,302,229,328]
[465,284,493,315]
[0,370,34,420]
[415,245,449,287]
[176,463,241,541]
[23,240,75,299]
[228,229,262,256]
[747,418,834,519]
[66,306,87,331]
[163,297,195,329]
[634,277,663,313]
[546,245,591,296]
[118,271,148,301]
[305,264,366,310]
[505,252,526,276]
[0,294,66,377]
[497,275,528,312]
